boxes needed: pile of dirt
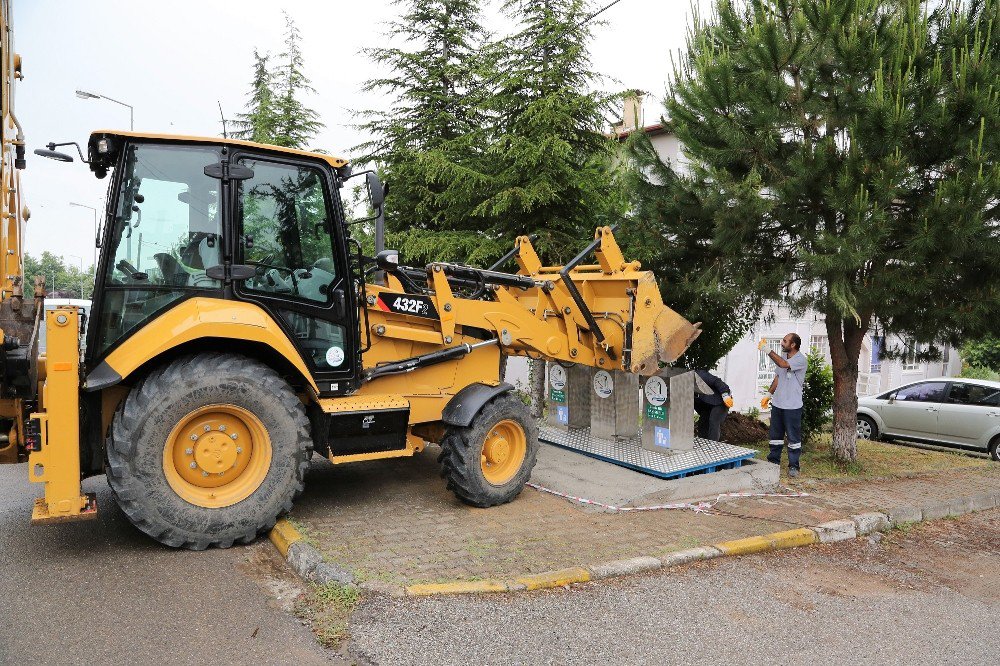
[720,411,769,445]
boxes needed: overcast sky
[16,0,703,263]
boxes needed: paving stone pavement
[288,444,1000,585]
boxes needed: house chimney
[622,89,645,132]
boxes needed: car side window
[948,383,1000,407]
[894,382,947,403]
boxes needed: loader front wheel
[438,393,538,507]
[105,353,311,549]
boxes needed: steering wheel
[247,258,299,291]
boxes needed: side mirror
[887,393,896,404]
[367,172,385,209]
[375,249,399,272]
[34,148,74,162]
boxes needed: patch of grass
[745,435,991,481]
[293,582,361,649]
[285,517,322,550]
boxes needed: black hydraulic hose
[558,224,619,350]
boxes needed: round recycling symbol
[644,376,668,406]
[549,365,567,391]
[593,370,613,399]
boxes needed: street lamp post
[69,201,99,272]
[75,89,133,130]
[64,254,85,299]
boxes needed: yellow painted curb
[714,528,817,556]
[269,519,303,557]
[516,567,591,591]
[406,580,510,596]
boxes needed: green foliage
[354,0,494,264]
[23,252,94,299]
[623,130,762,369]
[356,0,625,266]
[234,12,323,149]
[961,336,1000,372]
[959,365,1000,381]
[802,348,834,444]
[661,0,1000,459]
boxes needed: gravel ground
[346,509,999,666]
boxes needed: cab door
[231,152,358,395]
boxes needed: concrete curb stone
[269,486,999,598]
[659,546,722,567]
[589,556,662,580]
[814,519,857,544]
[851,512,890,535]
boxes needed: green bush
[961,337,1000,372]
[802,348,834,444]
[960,365,1000,381]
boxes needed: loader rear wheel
[438,393,538,507]
[105,353,311,550]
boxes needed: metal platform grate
[538,425,758,480]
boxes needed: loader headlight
[96,138,110,154]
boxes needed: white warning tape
[525,482,810,514]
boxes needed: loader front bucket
[628,273,702,375]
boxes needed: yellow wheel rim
[480,419,527,486]
[162,404,272,509]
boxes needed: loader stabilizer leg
[28,306,95,524]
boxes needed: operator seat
[153,253,189,287]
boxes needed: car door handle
[924,407,938,412]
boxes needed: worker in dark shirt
[693,369,734,442]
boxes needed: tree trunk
[826,313,869,462]
[528,358,546,419]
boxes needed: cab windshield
[96,143,223,355]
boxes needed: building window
[809,335,830,363]
[757,338,783,397]
[870,336,884,373]
[902,340,920,372]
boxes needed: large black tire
[438,392,539,508]
[105,353,311,550]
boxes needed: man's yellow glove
[757,338,768,351]
[723,393,734,409]
[761,394,771,410]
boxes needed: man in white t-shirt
[759,333,808,477]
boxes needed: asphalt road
[346,508,1000,666]
[0,463,331,665]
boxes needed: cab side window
[238,159,338,304]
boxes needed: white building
[613,95,961,412]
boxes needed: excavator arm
[363,226,701,379]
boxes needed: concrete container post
[591,369,640,439]
[545,362,592,429]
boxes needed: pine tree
[354,0,496,265]
[234,12,323,149]
[272,12,323,149]
[232,50,278,144]
[662,0,1000,461]
[624,128,763,370]
[478,0,625,262]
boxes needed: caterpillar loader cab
[23,128,702,549]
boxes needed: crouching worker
[759,333,808,477]
[693,369,734,442]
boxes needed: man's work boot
[788,467,800,478]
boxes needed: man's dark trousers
[695,402,728,441]
[767,406,803,470]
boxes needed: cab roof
[87,130,349,169]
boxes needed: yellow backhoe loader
[2,4,701,549]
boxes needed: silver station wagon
[856,378,1000,461]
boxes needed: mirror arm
[46,141,91,164]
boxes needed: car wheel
[989,436,1000,462]
[856,415,878,441]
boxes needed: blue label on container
[654,426,671,448]
[557,406,569,425]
